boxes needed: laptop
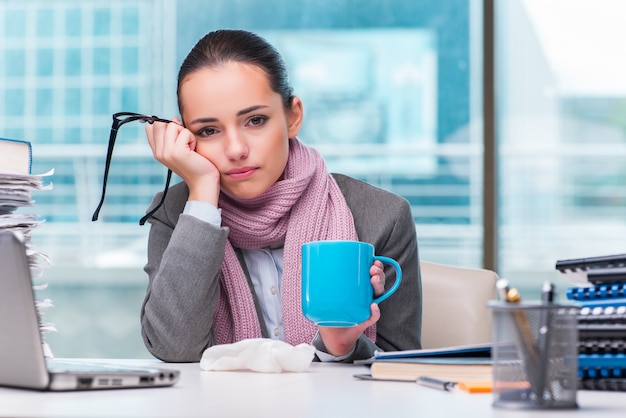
[0,230,180,391]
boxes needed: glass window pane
[65,48,82,75]
[93,8,110,36]
[93,47,110,74]
[37,48,54,76]
[3,127,24,139]
[93,87,110,114]
[121,86,139,110]
[37,9,54,37]
[5,49,25,76]
[64,127,82,144]
[497,0,626,298]
[4,9,25,37]
[122,6,139,35]
[91,125,108,145]
[65,88,81,115]
[122,47,139,74]
[65,8,82,36]
[5,88,25,115]
[36,88,54,115]
[37,127,54,143]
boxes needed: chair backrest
[420,260,499,349]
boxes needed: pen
[496,278,510,302]
[506,287,542,400]
[538,281,556,402]
[416,377,493,393]
[416,376,456,391]
[541,281,555,304]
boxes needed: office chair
[420,260,499,349]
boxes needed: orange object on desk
[457,381,493,393]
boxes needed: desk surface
[0,359,624,418]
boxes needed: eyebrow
[188,105,270,125]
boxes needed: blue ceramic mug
[301,240,403,327]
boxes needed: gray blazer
[140,173,422,362]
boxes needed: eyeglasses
[92,112,176,225]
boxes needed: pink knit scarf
[212,137,375,346]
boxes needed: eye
[196,126,218,138]
[247,115,267,127]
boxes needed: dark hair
[177,29,294,114]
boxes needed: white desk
[0,360,624,418]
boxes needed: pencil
[505,288,542,400]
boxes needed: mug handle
[372,256,403,304]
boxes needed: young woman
[140,29,422,363]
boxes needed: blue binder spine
[578,354,626,379]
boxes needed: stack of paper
[0,169,54,275]
[0,140,56,357]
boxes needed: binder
[0,138,32,174]
[558,255,626,391]
[556,254,626,276]
[588,267,626,285]
[578,353,626,379]
[567,283,626,301]
[580,378,626,391]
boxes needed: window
[93,87,110,115]
[36,88,53,115]
[121,47,139,74]
[93,9,111,36]
[121,6,139,35]
[65,48,82,76]
[93,47,111,75]
[36,9,54,37]
[5,89,24,116]
[37,49,54,76]
[5,49,25,76]
[65,8,82,37]
[4,9,25,37]
[2,0,482,358]
[65,88,82,115]
[496,0,626,298]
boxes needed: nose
[224,130,249,160]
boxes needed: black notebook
[368,342,491,362]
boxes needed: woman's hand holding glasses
[145,118,221,207]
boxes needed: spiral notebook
[0,231,180,391]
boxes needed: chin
[223,186,267,201]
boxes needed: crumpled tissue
[199,338,316,373]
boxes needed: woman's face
[179,61,303,200]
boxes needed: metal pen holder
[489,302,579,410]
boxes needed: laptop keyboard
[46,359,151,373]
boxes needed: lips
[226,166,257,179]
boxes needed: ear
[287,97,304,138]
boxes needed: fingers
[145,121,156,151]
[145,120,188,164]
[317,304,381,357]
[370,260,385,296]
[351,303,381,335]
[362,303,381,328]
